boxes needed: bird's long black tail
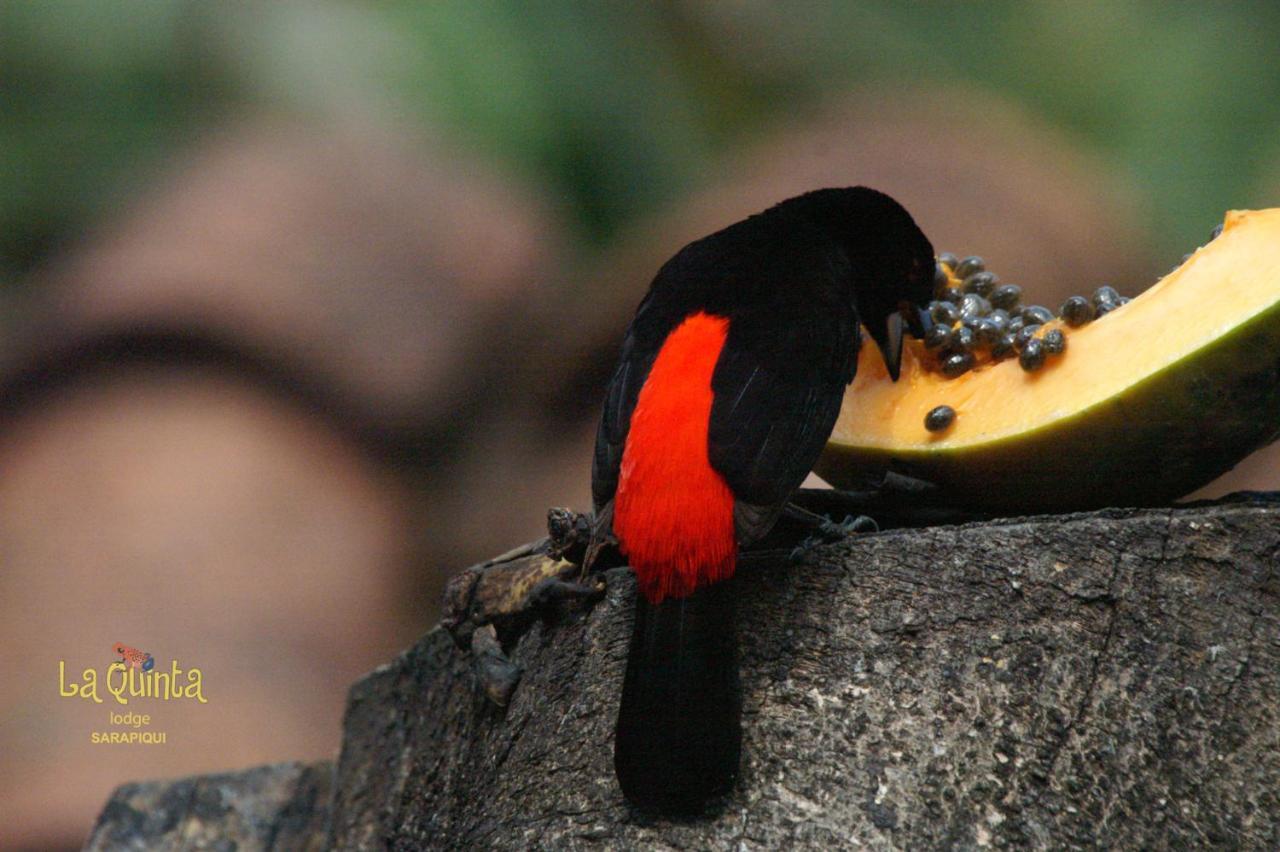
[614,579,741,816]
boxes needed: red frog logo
[113,643,155,673]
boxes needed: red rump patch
[614,311,737,603]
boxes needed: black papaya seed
[1060,295,1094,326]
[991,333,1016,358]
[955,256,985,278]
[964,271,998,297]
[973,317,1001,346]
[989,283,1023,310]
[924,405,956,432]
[951,325,976,352]
[959,293,991,320]
[930,300,960,325]
[941,351,975,377]
[1022,305,1054,325]
[938,251,959,270]
[1014,323,1042,350]
[1019,338,1047,371]
[1093,285,1121,309]
[924,324,952,349]
[1042,328,1066,355]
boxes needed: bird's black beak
[869,305,931,382]
[904,303,931,340]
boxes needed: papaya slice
[818,209,1280,512]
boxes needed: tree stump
[92,498,1280,849]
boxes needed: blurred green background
[6,0,1280,287]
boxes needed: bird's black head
[787,187,936,381]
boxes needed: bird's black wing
[708,313,859,547]
[591,292,660,517]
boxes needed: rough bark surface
[92,499,1280,849]
[332,500,1280,849]
[85,760,332,850]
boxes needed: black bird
[590,187,935,816]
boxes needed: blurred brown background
[4,3,1280,848]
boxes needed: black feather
[709,323,855,545]
[614,580,741,816]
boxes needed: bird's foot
[784,505,879,561]
[820,513,879,538]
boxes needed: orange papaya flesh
[818,209,1280,512]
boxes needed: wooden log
[90,497,1280,848]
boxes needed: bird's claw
[789,514,878,561]
[819,514,879,539]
